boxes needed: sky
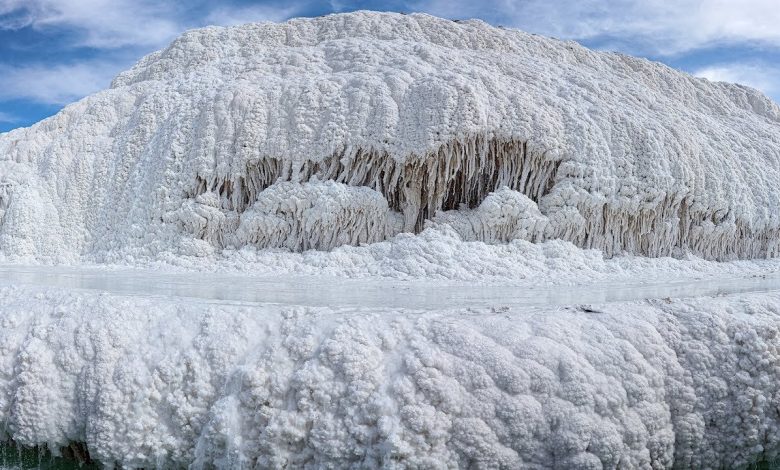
[1,0,780,132]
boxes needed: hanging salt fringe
[0,182,12,223]
[171,181,402,251]
[432,187,548,244]
[175,135,780,260]
[185,135,562,231]
[234,181,402,251]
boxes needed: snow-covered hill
[2,11,780,263]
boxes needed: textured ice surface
[2,285,780,468]
[2,12,780,262]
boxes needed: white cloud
[0,0,182,48]
[412,0,780,56]
[328,0,348,12]
[695,62,780,97]
[10,0,778,58]
[205,4,303,27]
[4,0,778,110]
[0,111,18,123]
[0,0,305,49]
[0,1,304,106]
[411,0,780,102]
[0,61,123,104]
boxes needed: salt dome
[2,11,780,262]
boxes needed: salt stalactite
[432,187,548,244]
[179,134,779,261]
[164,192,238,249]
[187,137,562,234]
[170,181,403,251]
[0,182,11,225]
[176,136,563,252]
[566,195,780,260]
[233,180,403,251]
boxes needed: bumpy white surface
[165,180,402,252]
[433,187,549,243]
[1,285,780,468]
[102,221,777,285]
[233,180,403,251]
[2,12,780,262]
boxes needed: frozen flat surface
[2,264,780,308]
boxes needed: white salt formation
[1,12,780,262]
[167,181,402,251]
[4,11,780,467]
[433,187,550,244]
[3,285,780,468]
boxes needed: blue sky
[1,0,779,132]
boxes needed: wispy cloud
[695,62,780,97]
[0,111,18,123]
[0,1,306,106]
[0,1,308,50]
[409,0,780,100]
[0,61,122,104]
[0,0,182,48]
[412,0,780,56]
[2,0,780,118]
[205,4,304,27]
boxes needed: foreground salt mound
[3,285,780,468]
[166,180,402,251]
[2,11,780,261]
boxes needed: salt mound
[4,285,780,468]
[1,11,780,262]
